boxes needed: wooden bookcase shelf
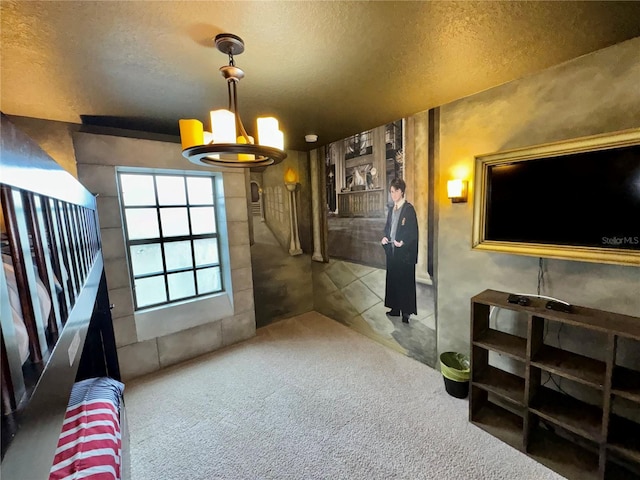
[528,427,601,480]
[474,330,527,360]
[470,289,640,480]
[470,395,524,450]
[532,345,606,389]
[530,386,603,442]
[608,415,640,463]
[473,366,525,406]
[611,366,640,403]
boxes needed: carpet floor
[126,312,563,479]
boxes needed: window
[344,131,372,160]
[117,171,223,310]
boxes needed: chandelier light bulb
[210,109,236,144]
[178,119,204,149]
[257,117,284,150]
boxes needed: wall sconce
[447,179,468,203]
[284,167,298,184]
[284,167,302,255]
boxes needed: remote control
[546,300,572,313]
[507,294,531,306]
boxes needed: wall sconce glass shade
[447,179,468,203]
[179,33,287,168]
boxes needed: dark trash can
[440,352,470,399]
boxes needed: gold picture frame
[472,128,640,267]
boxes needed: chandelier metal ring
[183,143,287,168]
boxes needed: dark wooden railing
[0,114,120,474]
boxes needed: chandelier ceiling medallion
[179,33,287,168]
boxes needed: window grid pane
[197,266,222,295]
[168,271,196,300]
[156,176,187,206]
[135,275,167,308]
[164,240,193,271]
[125,208,160,240]
[187,177,215,205]
[118,171,223,310]
[120,174,156,206]
[130,243,164,276]
[194,238,219,266]
[190,206,217,234]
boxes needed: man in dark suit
[381,178,418,323]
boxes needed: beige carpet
[126,312,563,480]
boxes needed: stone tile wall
[74,132,255,381]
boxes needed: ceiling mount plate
[215,33,245,56]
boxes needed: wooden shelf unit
[470,289,640,480]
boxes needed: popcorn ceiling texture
[2,1,640,150]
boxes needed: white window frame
[116,167,234,341]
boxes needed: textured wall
[252,150,314,327]
[74,132,256,381]
[261,150,312,252]
[436,37,640,358]
[6,115,80,176]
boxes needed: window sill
[134,291,234,341]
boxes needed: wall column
[407,112,431,285]
[334,141,345,213]
[309,149,324,261]
[286,182,302,256]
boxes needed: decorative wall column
[258,187,265,222]
[334,140,346,214]
[405,112,432,285]
[285,168,302,256]
[309,149,324,261]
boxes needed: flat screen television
[472,128,640,266]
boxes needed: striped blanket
[49,377,125,480]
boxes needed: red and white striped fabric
[50,377,124,480]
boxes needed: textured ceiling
[2,1,640,151]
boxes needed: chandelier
[179,33,287,168]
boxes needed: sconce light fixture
[179,33,287,169]
[447,179,468,203]
[284,167,302,255]
[284,167,298,185]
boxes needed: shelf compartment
[531,345,606,389]
[473,329,527,360]
[470,400,524,451]
[608,415,640,464]
[606,451,640,480]
[611,366,640,404]
[473,366,525,406]
[530,387,603,442]
[528,426,600,480]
